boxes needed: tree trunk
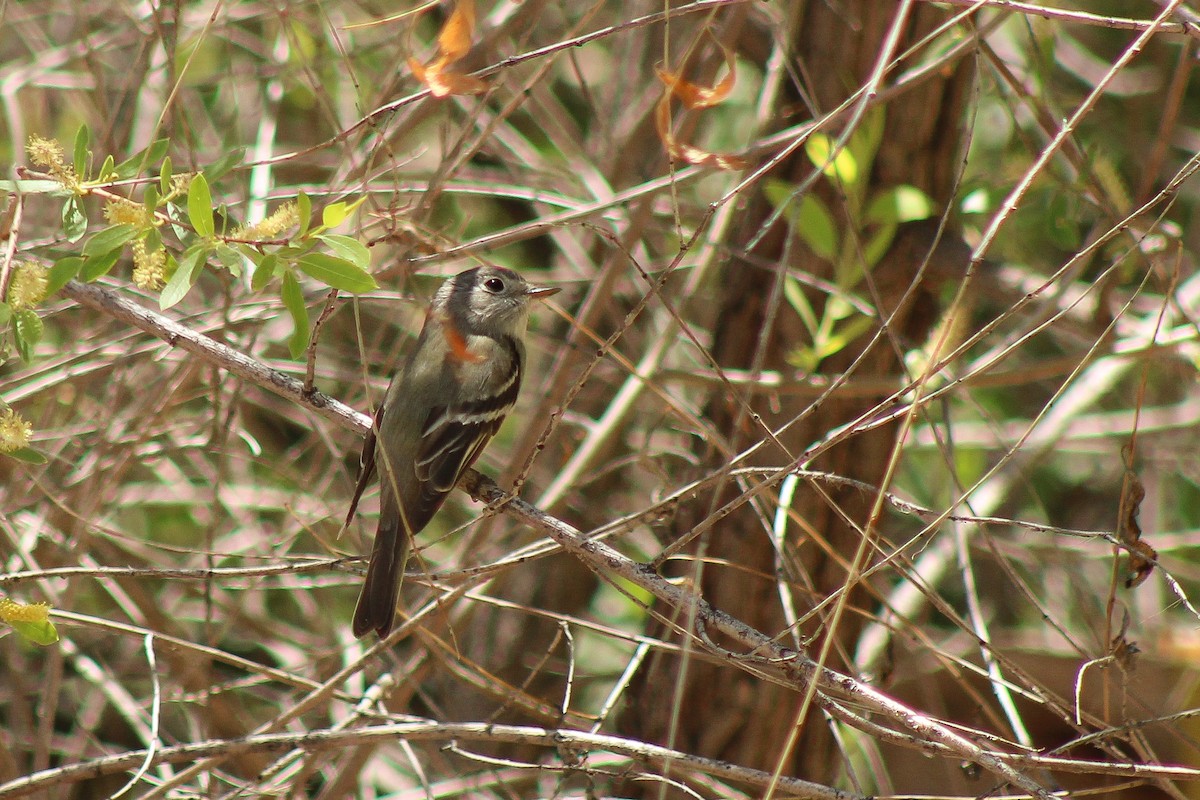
[623,1,974,787]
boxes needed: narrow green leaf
[961,188,989,215]
[281,270,311,360]
[865,185,934,225]
[46,257,84,296]
[0,180,70,195]
[317,234,371,270]
[321,197,365,230]
[159,156,173,196]
[5,446,48,465]
[13,309,43,362]
[805,133,858,186]
[213,243,243,277]
[160,246,207,310]
[795,196,838,261]
[251,253,280,292]
[80,249,122,282]
[143,138,170,170]
[847,106,885,181]
[143,227,163,252]
[143,183,159,217]
[321,201,348,230]
[206,147,244,184]
[762,179,790,209]
[782,277,819,338]
[73,125,90,177]
[297,190,312,237]
[863,222,898,269]
[115,138,171,179]
[187,174,214,237]
[61,196,87,243]
[764,180,839,262]
[82,224,138,258]
[295,253,377,294]
[10,618,58,645]
[0,303,9,325]
[98,154,116,182]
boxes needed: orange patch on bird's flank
[440,314,485,363]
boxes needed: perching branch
[57,277,1190,799]
[59,279,370,435]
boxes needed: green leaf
[13,309,43,362]
[160,245,207,310]
[846,107,885,181]
[317,234,370,270]
[115,138,170,179]
[159,156,173,196]
[865,185,934,225]
[321,197,366,229]
[5,446,48,465]
[821,314,874,358]
[206,147,244,184]
[143,183,159,217]
[0,180,71,196]
[144,138,170,169]
[187,173,214,237]
[0,303,8,326]
[297,190,312,237]
[82,224,138,258]
[251,253,280,292]
[144,227,163,252]
[281,270,311,360]
[10,618,58,645]
[73,124,90,177]
[46,257,84,296]
[961,187,989,215]
[805,133,858,187]
[61,196,87,243]
[213,243,243,277]
[762,179,791,208]
[98,154,116,182]
[295,253,377,294]
[795,195,838,261]
[783,276,819,338]
[763,179,840,261]
[80,249,122,282]
[763,180,839,262]
[862,222,898,269]
[5,445,48,465]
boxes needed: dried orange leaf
[1125,539,1157,589]
[429,70,487,97]
[655,39,736,109]
[437,0,475,63]
[409,55,486,98]
[654,95,748,171]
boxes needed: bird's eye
[483,277,506,293]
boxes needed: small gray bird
[346,266,560,638]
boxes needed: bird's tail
[352,516,407,638]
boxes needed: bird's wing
[413,349,522,503]
[344,402,383,528]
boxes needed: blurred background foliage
[3,1,1200,798]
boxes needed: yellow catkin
[7,262,49,311]
[0,408,32,452]
[131,239,167,291]
[0,597,51,624]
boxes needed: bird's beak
[526,285,561,300]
